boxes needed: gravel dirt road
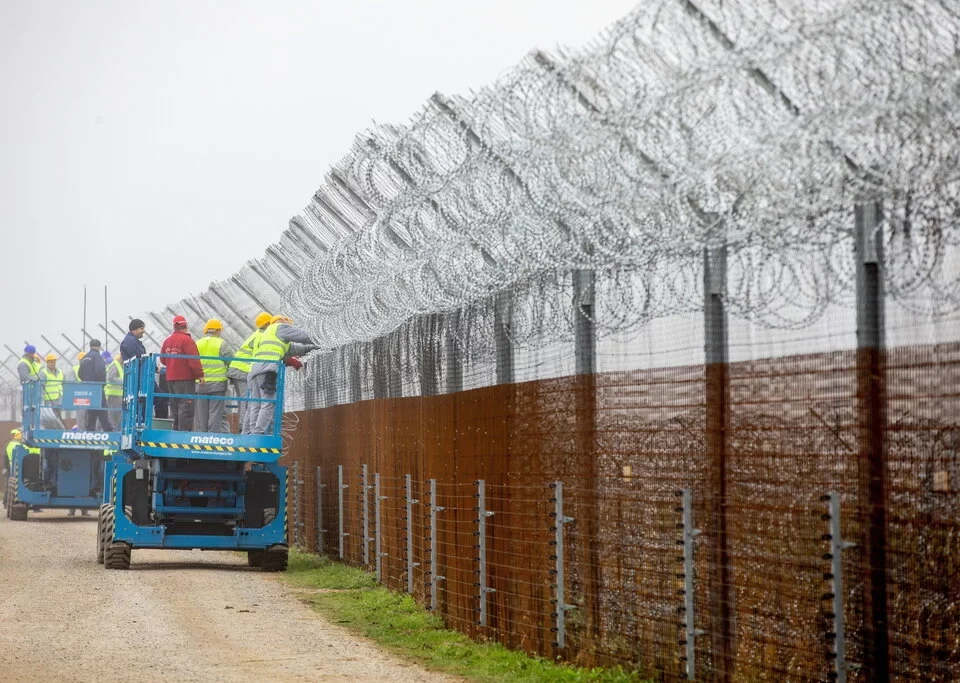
[0,509,454,682]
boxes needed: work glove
[284,356,304,370]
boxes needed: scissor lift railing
[20,378,121,450]
[118,353,285,462]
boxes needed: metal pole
[338,464,347,559]
[704,227,733,681]
[104,285,108,349]
[82,285,87,348]
[362,464,370,565]
[405,474,418,594]
[316,466,325,554]
[681,488,704,679]
[61,334,83,353]
[855,200,890,682]
[292,461,301,547]
[573,269,595,375]
[826,492,855,683]
[551,481,574,648]
[476,479,496,626]
[429,478,444,611]
[374,472,384,583]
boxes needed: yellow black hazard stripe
[140,441,281,454]
[32,438,121,447]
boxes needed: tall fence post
[854,199,889,682]
[338,464,347,559]
[405,474,419,594]
[550,481,574,648]
[316,466,325,554]
[825,492,855,683]
[494,291,514,385]
[703,224,733,681]
[362,464,370,566]
[680,488,703,679]
[429,478,445,611]
[476,479,496,626]
[374,472,384,583]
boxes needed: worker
[105,353,124,415]
[17,344,42,383]
[228,312,271,432]
[120,318,147,361]
[160,315,203,431]
[39,354,65,419]
[2,429,21,499]
[78,339,112,431]
[194,319,233,433]
[246,315,314,435]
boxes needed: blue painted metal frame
[8,444,104,510]
[20,380,122,449]
[104,460,288,550]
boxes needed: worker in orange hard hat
[194,318,234,433]
[230,312,271,434]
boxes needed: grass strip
[281,550,648,683]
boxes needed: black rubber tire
[247,550,265,567]
[9,478,27,521]
[261,545,288,572]
[97,504,112,564]
[103,505,131,569]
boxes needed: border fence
[5,1,959,680]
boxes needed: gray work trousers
[168,380,196,431]
[230,376,248,431]
[194,381,227,433]
[248,373,278,435]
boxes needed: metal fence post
[855,200,890,682]
[362,464,370,566]
[429,478,445,611]
[550,481,574,647]
[825,492,856,683]
[405,474,419,594]
[316,466,325,554]
[704,224,733,681]
[680,488,704,679]
[292,461,302,547]
[476,479,496,626]
[374,472,385,583]
[338,464,348,559]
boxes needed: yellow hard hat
[33,353,43,362]
[204,318,224,332]
[270,315,293,325]
[45,353,57,362]
[10,428,21,435]
[77,351,86,360]
[254,312,272,328]
[114,354,121,362]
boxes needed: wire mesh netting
[3,1,959,680]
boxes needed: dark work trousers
[85,390,113,431]
[168,379,197,431]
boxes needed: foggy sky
[0,0,636,366]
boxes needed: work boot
[67,509,76,516]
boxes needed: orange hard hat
[77,351,86,360]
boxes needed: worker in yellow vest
[39,354,65,419]
[229,312,271,433]
[3,428,21,489]
[195,319,234,433]
[246,315,315,435]
[105,353,124,417]
[17,345,42,383]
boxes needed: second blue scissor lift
[98,353,289,571]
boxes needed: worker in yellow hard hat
[246,314,315,435]
[39,353,65,418]
[230,312,271,434]
[3,429,23,503]
[194,318,234,433]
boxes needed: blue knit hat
[24,344,36,355]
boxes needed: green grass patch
[281,549,647,683]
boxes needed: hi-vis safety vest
[104,360,124,397]
[39,368,64,401]
[229,329,262,374]
[196,336,228,382]
[72,364,81,382]
[5,441,16,467]
[18,357,41,382]
[252,323,289,364]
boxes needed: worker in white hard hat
[194,319,234,433]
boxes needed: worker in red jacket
[160,315,204,431]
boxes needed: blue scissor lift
[98,353,289,571]
[5,380,119,521]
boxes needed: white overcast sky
[0,0,637,365]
